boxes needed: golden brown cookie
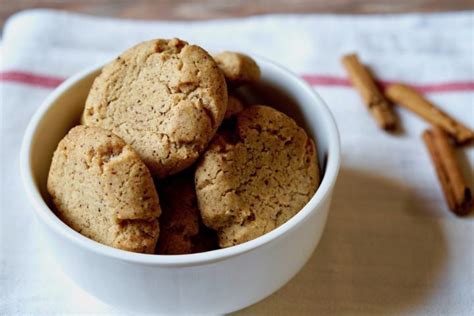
[83,38,228,178]
[224,95,244,119]
[47,126,161,253]
[214,52,260,85]
[195,105,320,247]
[155,171,218,255]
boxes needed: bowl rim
[20,56,341,267]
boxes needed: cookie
[195,105,320,247]
[213,52,260,85]
[83,38,228,178]
[47,126,161,253]
[224,95,244,119]
[155,171,218,255]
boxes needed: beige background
[1,8,473,316]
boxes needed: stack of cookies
[47,38,321,254]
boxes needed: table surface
[1,8,473,315]
[1,0,474,28]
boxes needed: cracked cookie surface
[47,126,161,253]
[195,105,320,247]
[155,170,218,255]
[83,38,228,178]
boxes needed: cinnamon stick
[386,83,474,144]
[341,54,397,131]
[422,127,473,215]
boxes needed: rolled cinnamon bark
[422,127,472,216]
[387,83,474,144]
[342,53,397,131]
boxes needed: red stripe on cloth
[0,71,64,88]
[302,74,474,93]
[302,75,353,87]
[1,70,473,93]
[403,81,474,93]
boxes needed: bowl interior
[26,57,338,261]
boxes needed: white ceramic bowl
[20,56,340,314]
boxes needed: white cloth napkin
[1,9,473,315]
